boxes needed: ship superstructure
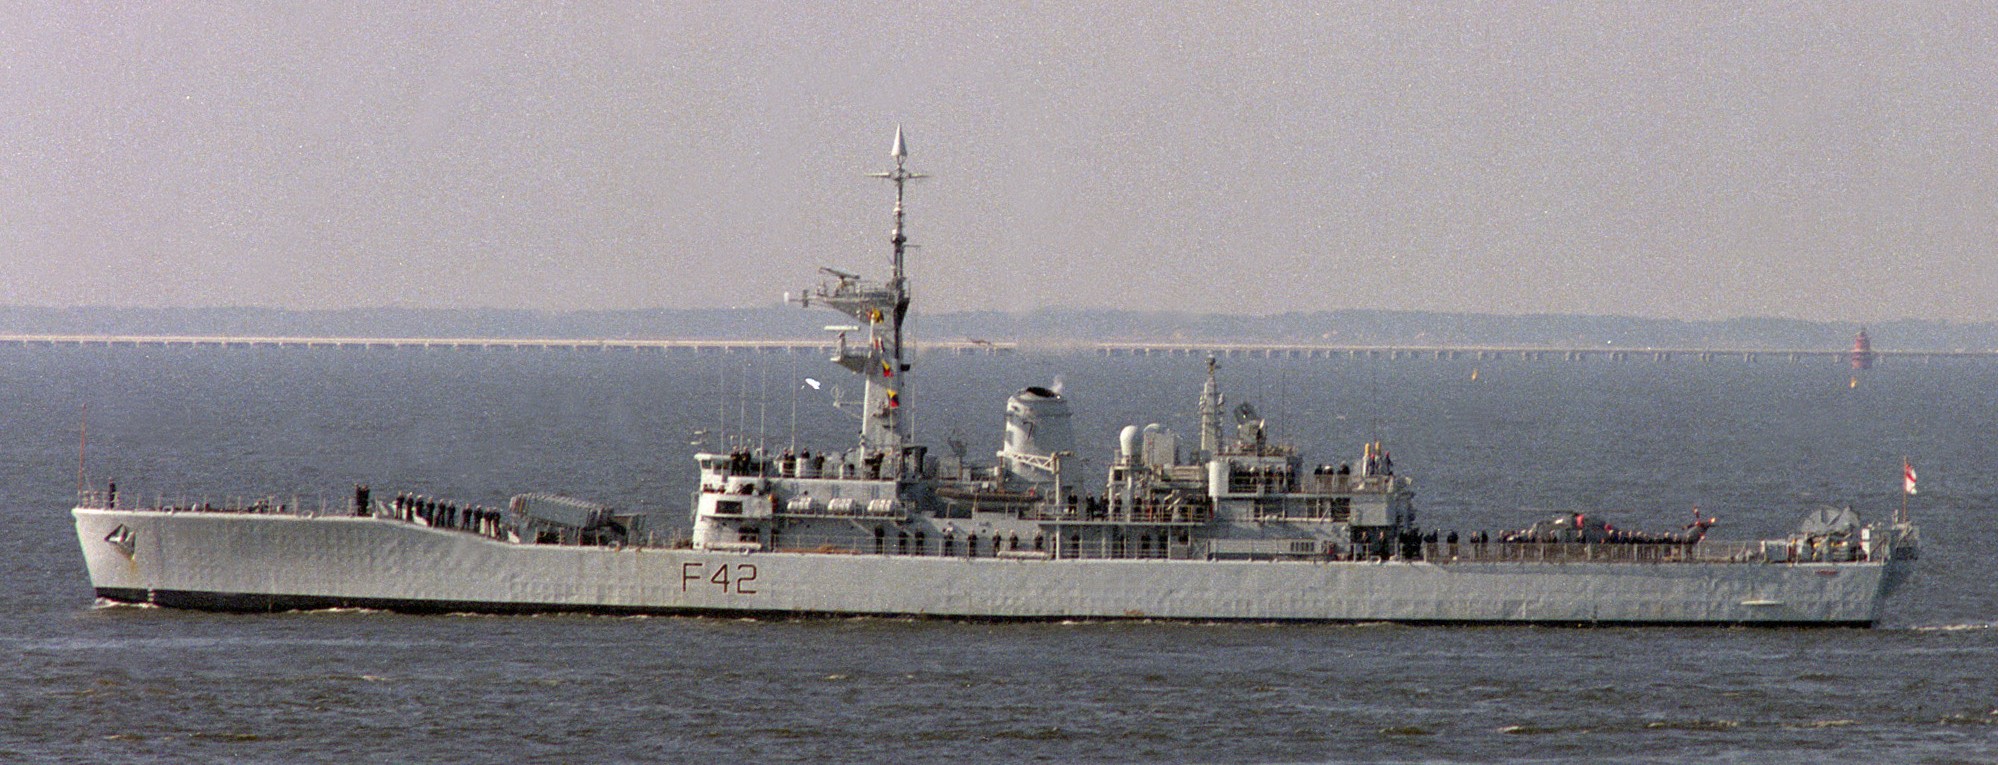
[684,130,1422,566]
[71,130,1921,625]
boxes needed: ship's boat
[71,130,1921,626]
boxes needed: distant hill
[1,306,1992,351]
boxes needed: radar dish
[1234,402,1260,425]
[1797,505,1861,536]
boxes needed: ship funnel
[1001,386,1075,484]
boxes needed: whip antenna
[76,403,87,499]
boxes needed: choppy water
[1,345,1993,763]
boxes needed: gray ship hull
[75,508,1897,626]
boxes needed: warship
[73,130,1920,626]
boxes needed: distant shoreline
[4,334,1994,363]
[1,306,1992,351]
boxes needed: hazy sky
[3,3,1993,321]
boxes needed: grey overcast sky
[2,3,1993,321]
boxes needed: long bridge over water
[1,334,1988,364]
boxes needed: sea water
[0,344,1992,763]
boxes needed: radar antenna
[1234,402,1260,425]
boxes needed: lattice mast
[800,127,927,467]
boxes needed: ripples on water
[1,346,1993,763]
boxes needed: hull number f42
[681,561,759,595]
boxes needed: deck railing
[1422,540,1866,565]
[80,492,1875,565]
